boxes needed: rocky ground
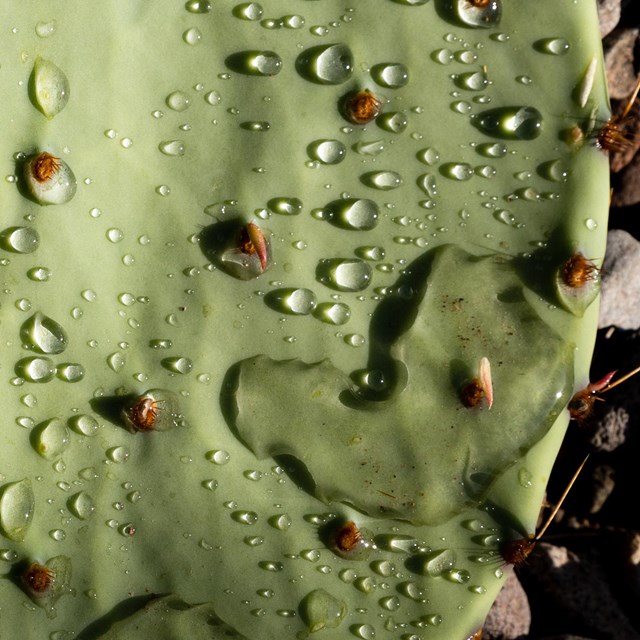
[482,1,640,639]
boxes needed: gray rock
[599,229,640,330]
[482,570,531,640]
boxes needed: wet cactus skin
[0,1,609,638]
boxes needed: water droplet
[68,492,96,520]
[21,312,68,354]
[68,415,99,437]
[432,48,453,64]
[206,449,230,465]
[325,198,380,230]
[534,37,570,55]
[259,560,284,572]
[268,197,303,216]
[32,418,70,460]
[283,14,305,28]
[445,568,471,583]
[0,479,34,541]
[31,57,69,118]
[268,513,292,530]
[1,226,39,254]
[104,447,130,466]
[27,266,51,282]
[107,352,126,373]
[313,302,351,325]
[240,120,271,131]
[233,3,263,20]
[24,152,76,205]
[517,466,533,488]
[35,20,57,38]
[361,170,403,190]
[452,0,501,28]
[418,174,437,198]
[166,91,191,112]
[538,159,569,182]
[317,258,372,292]
[412,549,457,576]
[185,0,212,12]
[296,43,354,85]
[300,589,347,632]
[379,595,400,611]
[584,218,598,231]
[376,111,408,134]
[183,27,202,45]
[161,356,193,374]
[308,140,347,165]
[423,614,442,626]
[264,288,317,315]
[56,363,85,383]
[455,70,488,91]
[476,142,507,158]
[159,140,186,156]
[353,142,384,160]
[205,90,221,106]
[495,209,515,226]
[345,333,365,347]
[474,106,542,140]
[232,510,259,525]
[15,356,56,382]
[371,560,395,577]
[352,623,376,639]
[440,162,473,181]
[476,165,496,178]
[226,50,283,76]
[371,63,409,89]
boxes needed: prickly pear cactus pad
[0,1,609,638]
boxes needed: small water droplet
[56,363,85,382]
[476,142,507,158]
[268,197,303,216]
[376,111,408,134]
[300,589,346,632]
[107,352,126,373]
[68,415,99,437]
[296,43,354,85]
[185,0,212,12]
[106,446,130,464]
[538,159,569,182]
[232,510,259,525]
[351,623,376,639]
[159,140,186,156]
[15,356,56,383]
[452,0,501,28]
[313,302,351,325]
[32,418,70,460]
[183,27,202,45]
[35,20,57,38]
[413,549,456,576]
[27,267,51,282]
[161,356,193,374]
[325,198,380,230]
[354,139,385,156]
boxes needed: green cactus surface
[0,1,610,638]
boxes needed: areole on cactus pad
[0,1,610,638]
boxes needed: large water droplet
[68,415,99,437]
[534,37,570,55]
[474,106,542,140]
[412,549,457,576]
[233,2,263,20]
[296,44,354,85]
[361,170,403,190]
[325,198,380,230]
[300,589,347,632]
[264,288,317,315]
[452,0,501,28]
[68,492,96,520]
[317,258,372,292]
[166,91,191,111]
[0,227,40,254]
[0,479,34,541]
[308,140,347,165]
[15,356,56,383]
[32,418,70,460]
[21,312,68,354]
[226,50,283,76]
[161,356,193,374]
[30,56,70,119]
[376,111,408,134]
[56,363,85,382]
[371,63,409,89]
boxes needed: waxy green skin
[0,1,609,638]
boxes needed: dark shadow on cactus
[76,594,169,639]
[198,218,246,264]
[90,394,138,431]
